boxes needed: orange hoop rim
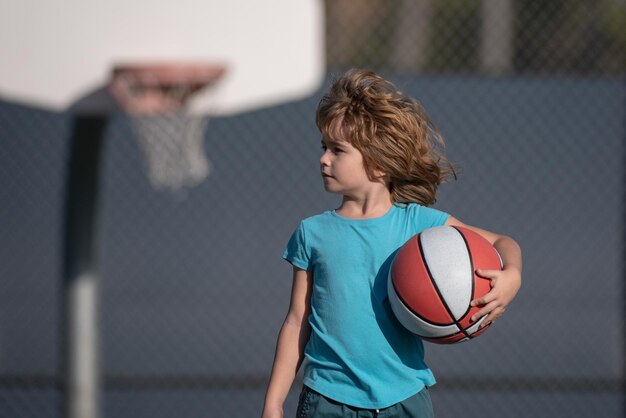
[108,62,227,114]
[111,63,227,86]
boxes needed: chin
[322,183,340,193]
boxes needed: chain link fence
[1,1,625,417]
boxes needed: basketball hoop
[108,64,226,193]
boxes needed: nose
[320,150,330,166]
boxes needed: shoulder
[394,202,437,215]
[396,202,450,227]
[299,210,335,230]
[285,211,336,242]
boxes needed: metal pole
[480,0,514,74]
[623,77,626,418]
[62,115,107,418]
[392,0,433,72]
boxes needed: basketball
[388,225,502,344]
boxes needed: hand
[470,267,521,328]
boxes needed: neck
[336,188,393,219]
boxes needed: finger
[479,308,504,327]
[479,316,496,329]
[471,301,500,322]
[470,312,494,329]
[470,291,498,307]
[475,269,499,279]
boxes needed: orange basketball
[388,226,502,344]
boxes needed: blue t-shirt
[283,203,450,409]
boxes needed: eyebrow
[321,137,348,147]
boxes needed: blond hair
[316,69,457,205]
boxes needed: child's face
[320,137,378,196]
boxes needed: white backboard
[0,0,324,115]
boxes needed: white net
[107,65,225,195]
[132,113,211,193]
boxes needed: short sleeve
[282,222,313,271]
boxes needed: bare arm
[445,216,522,327]
[261,267,313,418]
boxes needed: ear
[372,168,389,187]
[372,167,387,179]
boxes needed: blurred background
[1,0,624,417]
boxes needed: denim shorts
[295,385,434,418]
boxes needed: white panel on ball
[420,226,473,320]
